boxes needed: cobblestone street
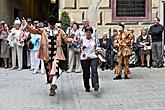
[1,67,165,110]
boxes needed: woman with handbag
[137,28,151,68]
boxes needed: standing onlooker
[137,28,151,68]
[0,21,10,68]
[25,18,33,69]
[31,21,45,74]
[127,28,139,67]
[72,22,82,73]
[148,17,164,68]
[66,21,82,73]
[106,29,118,70]
[80,26,99,92]
[27,18,32,26]
[24,29,31,68]
[8,19,25,70]
[129,28,137,44]
[100,32,108,49]
[66,19,75,73]
[80,19,100,46]
[99,32,109,70]
[29,34,35,71]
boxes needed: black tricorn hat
[47,15,56,25]
[47,15,62,25]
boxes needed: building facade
[0,0,55,24]
[59,0,159,37]
[0,0,162,37]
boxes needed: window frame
[112,0,151,22]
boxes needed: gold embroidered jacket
[113,31,132,57]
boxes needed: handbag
[95,47,106,58]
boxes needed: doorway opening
[14,8,21,19]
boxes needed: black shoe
[124,74,130,79]
[153,65,157,68]
[94,84,99,91]
[101,67,105,71]
[85,89,90,92]
[147,66,151,69]
[113,75,122,80]
[157,64,163,68]
[105,65,109,70]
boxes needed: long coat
[27,26,71,61]
[27,26,71,75]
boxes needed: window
[116,0,145,17]
[112,0,151,22]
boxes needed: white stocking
[52,76,57,85]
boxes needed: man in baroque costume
[21,15,73,96]
[113,23,132,80]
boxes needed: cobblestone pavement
[0,67,165,110]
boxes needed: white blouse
[80,36,98,60]
[7,28,21,47]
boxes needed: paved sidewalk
[0,67,165,110]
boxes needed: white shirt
[66,28,80,38]
[80,36,98,60]
[79,27,100,46]
[7,28,21,47]
[44,27,59,36]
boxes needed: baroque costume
[23,15,72,96]
[113,31,132,79]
